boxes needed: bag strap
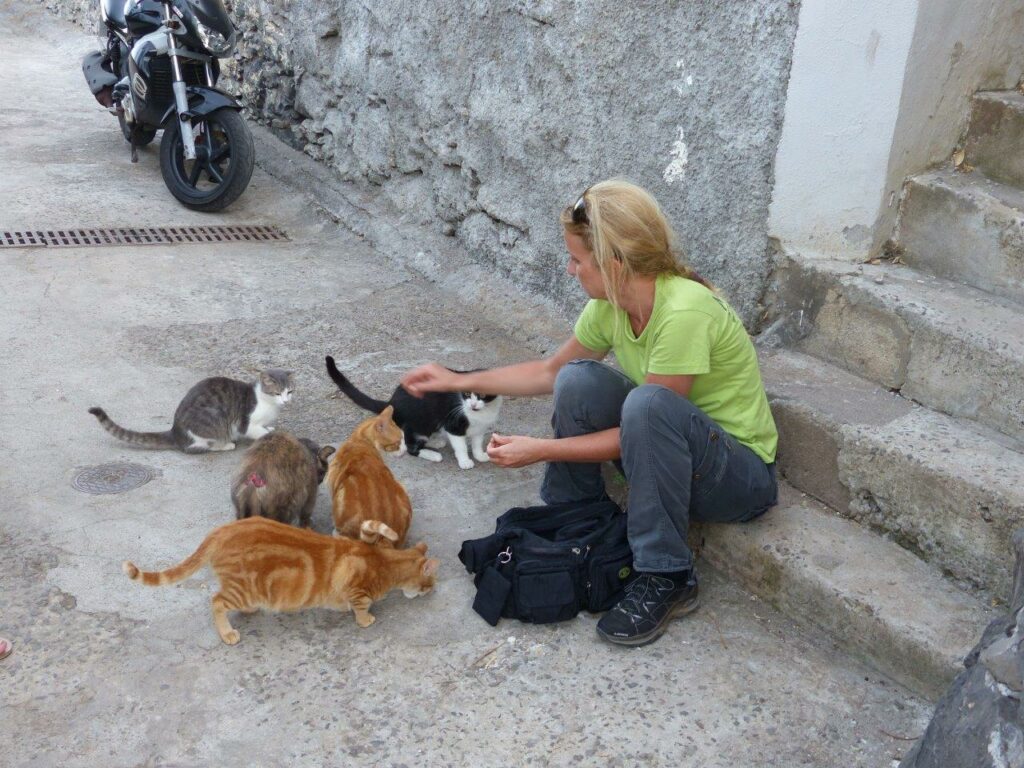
[472,566,513,626]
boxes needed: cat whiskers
[445,404,468,420]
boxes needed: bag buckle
[497,546,512,565]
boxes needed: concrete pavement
[1,4,930,766]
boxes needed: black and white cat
[89,369,294,453]
[325,356,501,469]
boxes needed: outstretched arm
[400,336,606,398]
[485,372,695,468]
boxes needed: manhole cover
[0,225,288,249]
[72,462,156,495]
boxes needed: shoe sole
[595,594,701,648]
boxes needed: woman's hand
[400,363,460,398]
[486,433,548,468]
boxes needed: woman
[401,179,778,646]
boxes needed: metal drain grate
[72,462,156,495]
[0,225,288,249]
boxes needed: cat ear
[421,557,440,577]
[413,541,428,554]
[319,445,336,460]
[380,405,395,420]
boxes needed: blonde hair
[559,179,711,307]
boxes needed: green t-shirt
[573,274,778,463]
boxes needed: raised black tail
[88,407,175,449]
[324,356,389,414]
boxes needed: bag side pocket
[513,565,582,624]
[586,545,634,612]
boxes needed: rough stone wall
[49,0,800,325]
[39,0,91,25]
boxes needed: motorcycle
[82,0,254,212]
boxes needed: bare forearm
[486,428,621,468]
[540,428,621,463]
[455,360,556,397]
[403,337,605,399]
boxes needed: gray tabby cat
[88,369,293,453]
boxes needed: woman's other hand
[486,433,546,468]
[401,363,459,397]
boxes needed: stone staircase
[697,89,1024,700]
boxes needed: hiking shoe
[596,571,699,646]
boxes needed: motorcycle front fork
[162,1,197,160]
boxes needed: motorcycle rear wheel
[159,108,254,212]
[118,112,157,147]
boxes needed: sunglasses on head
[571,192,589,226]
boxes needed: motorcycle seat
[101,0,127,30]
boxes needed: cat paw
[356,614,376,628]
[472,451,490,463]
[457,457,475,470]
[220,629,241,645]
[417,449,443,463]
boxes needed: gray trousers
[540,360,778,573]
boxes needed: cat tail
[324,356,388,414]
[123,536,213,587]
[88,407,175,449]
[360,520,400,545]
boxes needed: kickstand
[130,131,138,164]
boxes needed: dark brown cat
[89,369,293,453]
[231,431,335,527]
[123,517,440,644]
[328,406,412,548]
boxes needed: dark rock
[900,529,1024,767]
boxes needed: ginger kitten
[123,517,439,644]
[328,406,413,548]
[231,431,335,527]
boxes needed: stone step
[695,481,994,700]
[764,251,1024,443]
[895,168,1024,301]
[965,89,1024,188]
[760,346,1024,600]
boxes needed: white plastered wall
[768,0,919,260]
[769,0,1024,261]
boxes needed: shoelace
[616,574,660,614]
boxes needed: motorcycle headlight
[194,20,235,57]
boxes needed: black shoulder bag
[458,499,634,626]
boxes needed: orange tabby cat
[328,405,413,548]
[123,517,439,644]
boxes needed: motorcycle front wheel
[159,108,254,212]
